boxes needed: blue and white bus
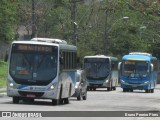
[120,52,158,93]
[7,38,77,105]
[83,55,118,91]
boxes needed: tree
[0,0,17,42]
[2,0,160,59]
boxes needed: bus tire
[13,97,19,104]
[64,98,70,104]
[123,88,127,92]
[64,84,71,104]
[93,88,96,91]
[107,87,111,91]
[30,99,34,102]
[90,87,93,91]
[59,85,63,104]
[130,89,133,92]
[87,87,90,91]
[151,89,154,93]
[108,82,113,91]
[145,89,149,93]
[52,99,59,105]
[112,87,116,91]
[52,85,63,105]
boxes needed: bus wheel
[107,87,111,91]
[28,98,34,102]
[52,85,63,105]
[13,97,19,104]
[145,89,149,93]
[112,87,116,91]
[52,99,60,105]
[52,99,63,105]
[130,89,133,92]
[151,89,154,93]
[64,85,71,104]
[64,98,70,104]
[87,87,90,91]
[123,88,127,92]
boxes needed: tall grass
[0,60,8,87]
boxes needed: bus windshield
[9,44,58,85]
[84,58,110,79]
[122,61,149,78]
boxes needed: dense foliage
[0,0,160,59]
[0,0,17,42]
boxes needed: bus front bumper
[87,82,110,88]
[7,87,58,99]
[120,80,150,90]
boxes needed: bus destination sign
[16,44,53,52]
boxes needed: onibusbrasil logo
[1,112,42,118]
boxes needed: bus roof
[31,38,67,44]
[129,52,152,56]
[122,54,157,61]
[84,55,118,60]
[12,40,59,47]
[12,38,77,51]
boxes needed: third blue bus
[119,52,158,93]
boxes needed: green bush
[0,60,8,87]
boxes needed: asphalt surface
[0,85,160,120]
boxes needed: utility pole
[71,0,77,45]
[31,0,36,38]
[103,8,113,55]
[70,0,83,45]
[104,10,108,55]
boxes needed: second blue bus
[83,55,118,91]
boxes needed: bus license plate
[27,94,35,98]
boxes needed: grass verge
[0,60,8,87]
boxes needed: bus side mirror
[4,53,8,62]
[150,64,154,72]
[77,57,80,64]
[118,62,122,70]
[60,57,63,65]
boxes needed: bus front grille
[18,91,44,97]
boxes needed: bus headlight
[50,83,57,90]
[50,85,55,90]
[144,81,149,84]
[121,80,125,83]
[9,83,14,87]
[105,80,109,83]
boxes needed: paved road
[0,86,160,120]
